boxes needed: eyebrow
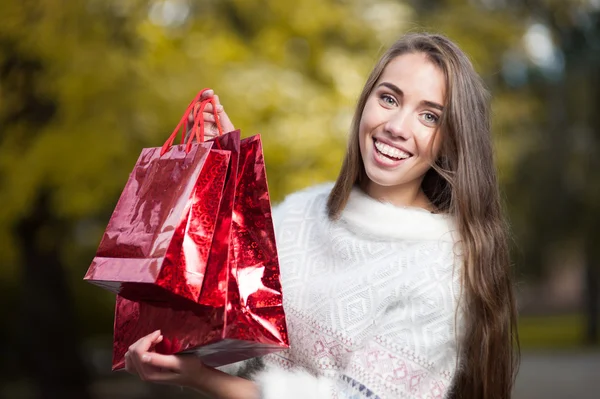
[378,82,445,112]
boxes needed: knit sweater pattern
[224,183,463,399]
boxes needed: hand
[124,330,260,399]
[187,89,236,141]
[124,330,207,388]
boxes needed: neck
[338,184,458,242]
[362,179,433,211]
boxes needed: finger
[131,330,162,354]
[126,350,149,378]
[138,353,185,384]
[200,89,214,101]
[202,103,224,114]
[129,331,162,375]
[200,125,218,140]
[213,94,221,108]
[202,112,216,123]
[210,97,234,133]
[124,351,137,375]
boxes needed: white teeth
[374,140,411,160]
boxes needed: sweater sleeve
[217,360,335,398]
[216,357,265,380]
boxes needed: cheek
[358,111,372,153]
[416,130,441,160]
[431,130,443,158]
[358,125,368,158]
[359,100,381,132]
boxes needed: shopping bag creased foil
[83,89,288,370]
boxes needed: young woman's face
[359,52,445,198]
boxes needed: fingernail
[217,105,224,112]
[142,354,151,363]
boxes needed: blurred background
[0,0,598,398]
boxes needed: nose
[384,109,412,140]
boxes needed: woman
[125,33,520,399]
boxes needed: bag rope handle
[160,88,224,156]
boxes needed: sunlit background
[1,0,599,398]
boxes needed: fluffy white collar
[337,185,459,243]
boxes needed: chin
[364,168,406,188]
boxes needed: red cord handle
[185,97,223,153]
[160,88,224,156]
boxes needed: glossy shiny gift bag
[84,91,231,305]
[112,133,289,370]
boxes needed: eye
[420,112,440,125]
[379,94,397,107]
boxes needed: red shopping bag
[112,132,288,370]
[84,90,231,306]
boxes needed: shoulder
[275,182,333,207]
[271,182,333,224]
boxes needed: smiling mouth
[373,139,412,161]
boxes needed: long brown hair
[327,33,520,399]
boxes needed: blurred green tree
[498,0,599,344]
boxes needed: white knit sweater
[222,183,464,399]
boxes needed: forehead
[378,52,446,104]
